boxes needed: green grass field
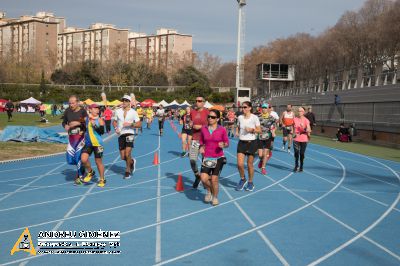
[0,112,63,130]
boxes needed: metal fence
[274,101,400,133]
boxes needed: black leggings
[105,120,111,133]
[293,141,307,168]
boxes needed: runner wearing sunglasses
[189,96,209,188]
[199,110,229,206]
[235,101,261,192]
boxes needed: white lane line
[308,153,400,265]
[154,155,346,266]
[0,151,181,199]
[224,151,289,265]
[156,136,162,263]
[262,163,400,262]
[0,161,292,265]
[0,146,156,184]
[0,169,192,213]
[0,163,66,203]
[18,155,122,266]
[307,154,399,188]
[271,155,400,214]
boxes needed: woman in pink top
[199,110,229,206]
[293,107,311,172]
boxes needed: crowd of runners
[62,94,311,205]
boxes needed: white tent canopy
[180,100,191,107]
[158,100,169,107]
[20,97,41,105]
[167,100,179,107]
[204,101,213,109]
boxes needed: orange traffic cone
[176,173,184,192]
[153,152,159,165]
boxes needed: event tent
[180,100,191,108]
[83,99,95,105]
[210,105,225,112]
[167,100,180,109]
[204,101,213,109]
[108,100,122,106]
[20,97,41,105]
[141,99,156,107]
[158,100,169,107]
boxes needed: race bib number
[202,158,218,168]
[70,128,80,135]
[97,146,104,153]
[126,135,134,143]
[191,141,200,149]
[259,131,271,140]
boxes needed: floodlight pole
[235,0,246,89]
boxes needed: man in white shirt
[156,105,166,136]
[113,95,141,179]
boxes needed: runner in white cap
[113,95,141,179]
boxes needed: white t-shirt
[113,108,140,135]
[237,114,260,141]
[156,109,165,120]
[270,111,279,120]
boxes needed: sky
[1,0,367,62]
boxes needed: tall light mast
[235,0,246,89]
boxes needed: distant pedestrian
[293,107,311,172]
[5,99,14,121]
[304,107,316,129]
[103,106,113,134]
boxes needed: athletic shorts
[82,145,104,158]
[237,140,258,155]
[118,134,134,150]
[201,157,226,176]
[139,117,144,122]
[181,128,193,135]
[158,119,164,129]
[282,126,293,137]
[258,139,272,150]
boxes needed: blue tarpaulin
[0,126,67,144]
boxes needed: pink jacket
[199,125,229,158]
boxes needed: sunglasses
[242,106,250,109]
[122,99,130,102]
[196,100,204,103]
[207,115,217,119]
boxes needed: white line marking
[271,155,400,214]
[154,163,344,266]
[0,169,192,213]
[0,163,66,203]
[224,150,289,265]
[308,154,400,265]
[156,135,162,263]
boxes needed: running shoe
[299,168,303,172]
[204,192,213,203]
[293,166,298,172]
[287,148,291,154]
[245,182,254,192]
[235,178,247,191]
[83,170,95,183]
[74,177,83,186]
[124,172,131,179]
[192,173,201,189]
[97,179,106,188]
[130,158,136,175]
[258,160,262,169]
[281,145,285,151]
[180,151,187,157]
[261,168,267,175]
[212,197,219,206]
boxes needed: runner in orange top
[279,104,295,153]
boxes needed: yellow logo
[10,227,36,256]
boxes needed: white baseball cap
[121,95,131,102]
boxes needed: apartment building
[128,28,193,71]
[0,11,65,62]
[57,23,129,67]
